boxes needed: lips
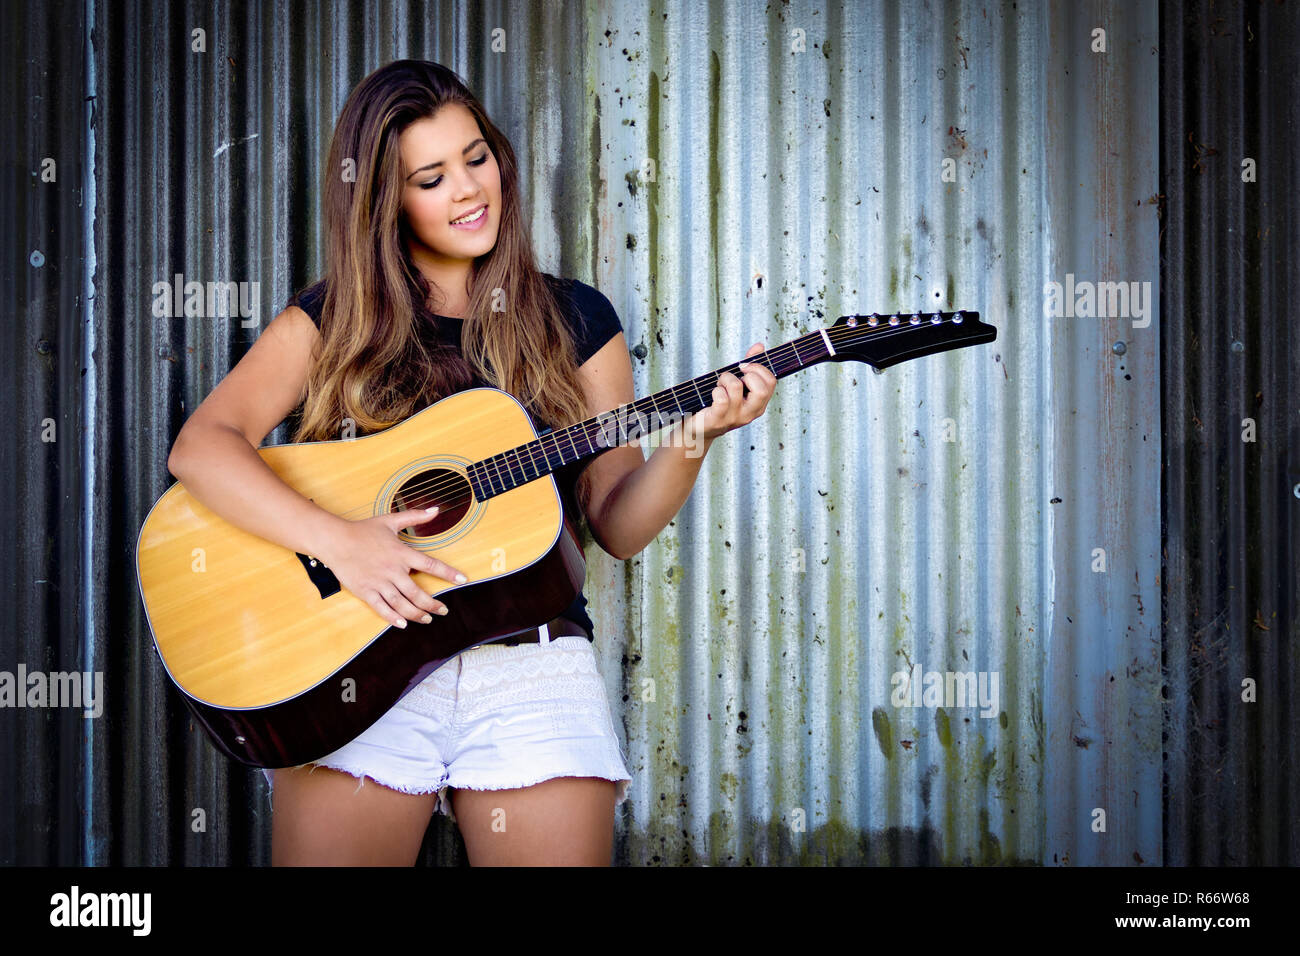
[450,203,487,225]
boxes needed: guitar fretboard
[467,328,831,500]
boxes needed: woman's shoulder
[547,274,613,313]
[285,279,327,326]
[544,274,623,365]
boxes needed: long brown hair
[292,60,597,514]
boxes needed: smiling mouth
[450,204,487,225]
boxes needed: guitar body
[136,387,586,769]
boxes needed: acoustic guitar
[136,309,996,767]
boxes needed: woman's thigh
[270,765,439,866]
[448,776,616,866]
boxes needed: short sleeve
[286,280,326,327]
[567,279,624,366]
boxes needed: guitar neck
[467,329,828,500]
[468,309,993,501]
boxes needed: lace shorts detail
[263,634,630,823]
[399,636,609,726]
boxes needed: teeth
[452,206,485,225]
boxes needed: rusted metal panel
[20,0,1285,868]
[1159,0,1300,866]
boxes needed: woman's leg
[270,765,439,866]
[448,776,616,866]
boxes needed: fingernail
[425,506,438,514]
[396,619,407,629]
[437,606,449,616]
[455,573,468,583]
[421,614,433,624]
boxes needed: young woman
[166,59,777,866]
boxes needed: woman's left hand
[690,342,778,443]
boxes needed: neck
[409,246,472,316]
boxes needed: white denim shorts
[262,633,631,823]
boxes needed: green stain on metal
[935,707,952,748]
[713,590,735,631]
[647,69,661,344]
[709,48,722,349]
[658,601,681,654]
[998,710,1008,729]
[871,707,892,758]
[589,94,602,279]
[979,741,998,787]
[977,809,1004,864]
[1029,689,1044,764]
[719,772,739,801]
[947,273,956,309]
[889,266,898,299]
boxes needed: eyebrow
[405,138,488,180]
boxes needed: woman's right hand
[313,506,469,629]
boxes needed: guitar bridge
[295,552,341,599]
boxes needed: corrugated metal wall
[1,0,1290,866]
[1160,0,1299,866]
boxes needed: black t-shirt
[284,276,624,641]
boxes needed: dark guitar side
[180,515,588,769]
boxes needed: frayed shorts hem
[266,762,630,826]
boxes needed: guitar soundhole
[391,468,473,536]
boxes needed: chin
[450,230,499,256]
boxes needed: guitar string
[301,315,976,532]
[314,315,974,528]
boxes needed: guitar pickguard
[294,552,341,599]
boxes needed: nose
[451,167,482,203]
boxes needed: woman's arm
[165,306,347,560]
[167,305,467,627]
[576,335,777,561]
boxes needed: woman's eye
[418,156,487,190]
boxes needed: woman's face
[399,103,502,272]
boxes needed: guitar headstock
[824,310,996,370]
